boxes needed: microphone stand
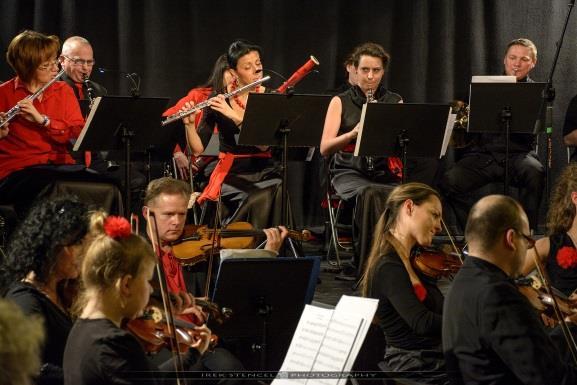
[534,0,575,203]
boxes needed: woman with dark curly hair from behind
[521,162,577,296]
[0,197,91,385]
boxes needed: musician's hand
[181,101,198,126]
[0,113,8,138]
[264,226,289,253]
[191,324,212,355]
[541,313,557,328]
[173,151,195,180]
[348,123,360,140]
[17,99,43,124]
[209,94,241,124]
[170,291,205,323]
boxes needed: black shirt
[333,84,402,176]
[5,281,72,385]
[63,318,200,385]
[546,232,577,296]
[443,256,576,385]
[367,252,444,350]
[197,90,275,174]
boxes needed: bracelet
[40,115,49,127]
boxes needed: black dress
[546,232,577,296]
[330,84,401,276]
[63,318,200,385]
[197,92,283,228]
[366,252,448,385]
[5,281,73,385]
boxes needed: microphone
[97,67,138,77]
[97,68,140,97]
[276,55,320,94]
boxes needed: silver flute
[0,68,65,128]
[161,75,270,126]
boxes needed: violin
[126,306,219,354]
[516,276,577,321]
[171,221,312,264]
[411,247,463,279]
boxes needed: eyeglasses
[513,228,536,249]
[38,60,59,71]
[62,55,95,67]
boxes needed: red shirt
[164,87,214,154]
[161,249,188,295]
[0,77,85,180]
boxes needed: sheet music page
[73,96,102,151]
[333,295,379,372]
[353,103,369,156]
[307,312,364,385]
[440,111,456,158]
[471,75,516,83]
[273,305,334,385]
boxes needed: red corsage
[412,283,428,302]
[103,216,131,239]
[556,246,577,269]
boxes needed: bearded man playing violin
[443,195,577,385]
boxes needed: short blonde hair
[0,299,45,385]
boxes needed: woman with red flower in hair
[522,162,577,296]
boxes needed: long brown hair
[360,183,440,296]
[546,163,577,235]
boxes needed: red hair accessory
[103,216,132,239]
[556,246,577,270]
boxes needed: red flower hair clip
[103,216,132,239]
[556,246,577,270]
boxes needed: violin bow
[146,210,186,384]
[441,218,464,263]
[532,244,577,366]
[203,194,223,299]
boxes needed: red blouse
[0,77,85,180]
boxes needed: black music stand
[354,103,452,183]
[468,82,545,194]
[239,93,331,255]
[73,96,171,212]
[210,256,318,371]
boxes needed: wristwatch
[40,115,50,127]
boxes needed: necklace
[23,278,68,313]
[230,78,260,110]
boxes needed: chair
[322,158,354,270]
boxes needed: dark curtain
[1,0,576,227]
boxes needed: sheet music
[273,296,378,385]
[440,112,456,158]
[274,305,334,385]
[353,103,368,156]
[73,96,102,151]
[308,313,363,385]
[334,295,379,371]
[471,75,516,83]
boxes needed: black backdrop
[2,0,577,227]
